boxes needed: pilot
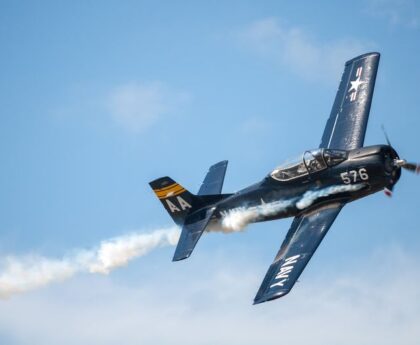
[309,156,325,172]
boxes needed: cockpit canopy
[271,149,347,181]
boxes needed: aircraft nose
[383,149,402,196]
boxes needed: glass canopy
[270,149,347,181]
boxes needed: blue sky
[0,1,420,344]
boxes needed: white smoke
[219,200,294,232]
[296,184,365,209]
[221,184,365,232]
[0,227,180,298]
[0,185,366,297]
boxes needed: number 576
[340,168,369,184]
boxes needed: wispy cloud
[0,246,418,345]
[364,0,420,29]
[238,117,271,136]
[236,18,374,83]
[51,81,190,134]
[107,82,190,133]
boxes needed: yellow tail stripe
[153,183,179,193]
[154,185,186,198]
[154,185,184,196]
[157,188,186,199]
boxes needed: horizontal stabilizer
[173,208,214,261]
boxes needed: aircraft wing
[253,203,344,304]
[319,52,380,150]
[198,160,228,195]
[172,208,213,261]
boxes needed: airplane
[149,52,419,304]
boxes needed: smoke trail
[219,200,294,232]
[0,227,179,298]
[220,184,365,232]
[0,185,366,297]
[296,184,364,209]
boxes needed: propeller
[393,159,420,174]
[381,125,419,197]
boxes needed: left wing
[254,203,344,304]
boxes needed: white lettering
[283,254,300,266]
[270,279,287,288]
[275,265,293,280]
[177,196,192,210]
[166,199,181,213]
[270,255,301,289]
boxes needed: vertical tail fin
[149,177,198,226]
[150,162,230,261]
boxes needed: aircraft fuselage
[206,145,400,229]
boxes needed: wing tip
[345,51,380,65]
[149,176,174,189]
[172,249,192,261]
[210,160,228,169]
[172,255,189,262]
[253,289,291,305]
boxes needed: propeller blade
[402,162,420,174]
[381,125,392,146]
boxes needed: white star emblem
[348,76,366,93]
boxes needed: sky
[0,0,420,344]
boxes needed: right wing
[254,203,344,304]
[198,160,228,195]
[319,52,380,150]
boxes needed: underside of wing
[254,203,344,304]
[198,161,228,195]
[320,52,380,150]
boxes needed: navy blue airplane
[150,52,419,304]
